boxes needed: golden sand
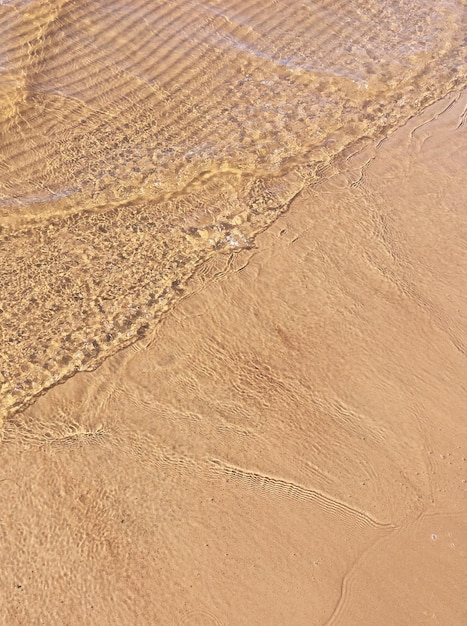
[1,91,466,625]
[1,0,466,421]
[1,0,466,622]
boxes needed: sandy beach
[1,0,467,623]
[1,0,465,423]
[1,90,466,625]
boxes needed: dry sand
[1,92,466,625]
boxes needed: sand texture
[1,0,466,422]
[1,91,466,625]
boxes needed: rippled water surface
[0,0,465,420]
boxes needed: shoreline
[1,86,465,427]
[1,89,466,624]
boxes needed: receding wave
[0,0,466,422]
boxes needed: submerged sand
[1,91,466,624]
[1,0,466,422]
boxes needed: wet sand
[1,0,466,422]
[1,91,466,625]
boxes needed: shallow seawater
[0,0,466,420]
